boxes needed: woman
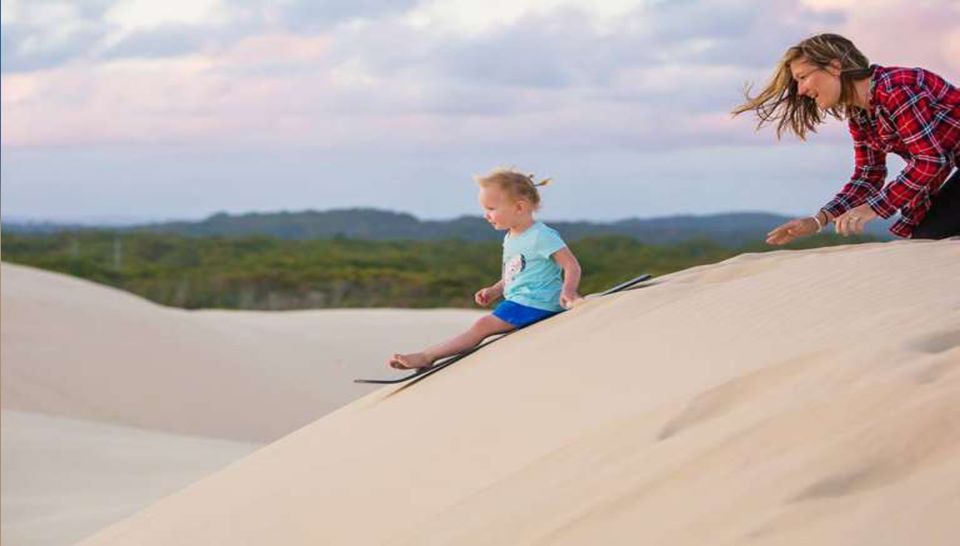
[733,33,960,243]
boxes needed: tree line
[1,231,876,310]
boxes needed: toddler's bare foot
[388,352,433,370]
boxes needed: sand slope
[1,262,483,442]
[1,410,259,546]
[69,240,960,544]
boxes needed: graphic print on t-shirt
[503,254,526,288]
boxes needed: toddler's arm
[475,280,504,306]
[551,247,583,308]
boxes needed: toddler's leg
[388,314,515,369]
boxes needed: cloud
[276,0,421,32]
[0,1,113,73]
[103,0,231,31]
[828,1,960,76]
[99,23,214,59]
[2,0,956,152]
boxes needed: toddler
[388,167,583,369]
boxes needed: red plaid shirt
[823,65,960,237]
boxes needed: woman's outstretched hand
[766,217,819,245]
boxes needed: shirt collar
[852,65,881,124]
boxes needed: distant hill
[4,208,894,246]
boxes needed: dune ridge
[1,262,482,442]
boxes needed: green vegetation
[0,231,878,310]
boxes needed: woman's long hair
[731,33,872,140]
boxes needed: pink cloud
[1,33,337,146]
[829,1,960,75]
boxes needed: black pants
[912,169,960,239]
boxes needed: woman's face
[790,57,842,109]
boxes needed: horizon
[2,206,895,241]
[0,206,799,227]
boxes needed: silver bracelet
[810,213,824,232]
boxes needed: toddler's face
[478,186,526,230]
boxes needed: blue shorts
[492,300,561,328]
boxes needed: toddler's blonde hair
[475,167,551,210]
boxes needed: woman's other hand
[834,204,878,236]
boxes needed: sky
[2,0,958,223]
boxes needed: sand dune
[1,410,259,546]
[1,261,483,543]
[77,240,960,545]
[1,262,483,442]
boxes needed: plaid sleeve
[823,120,887,218]
[866,86,952,218]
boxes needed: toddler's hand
[560,291,584,309]
[475,287,493,307]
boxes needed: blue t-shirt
[502,221,567,312]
